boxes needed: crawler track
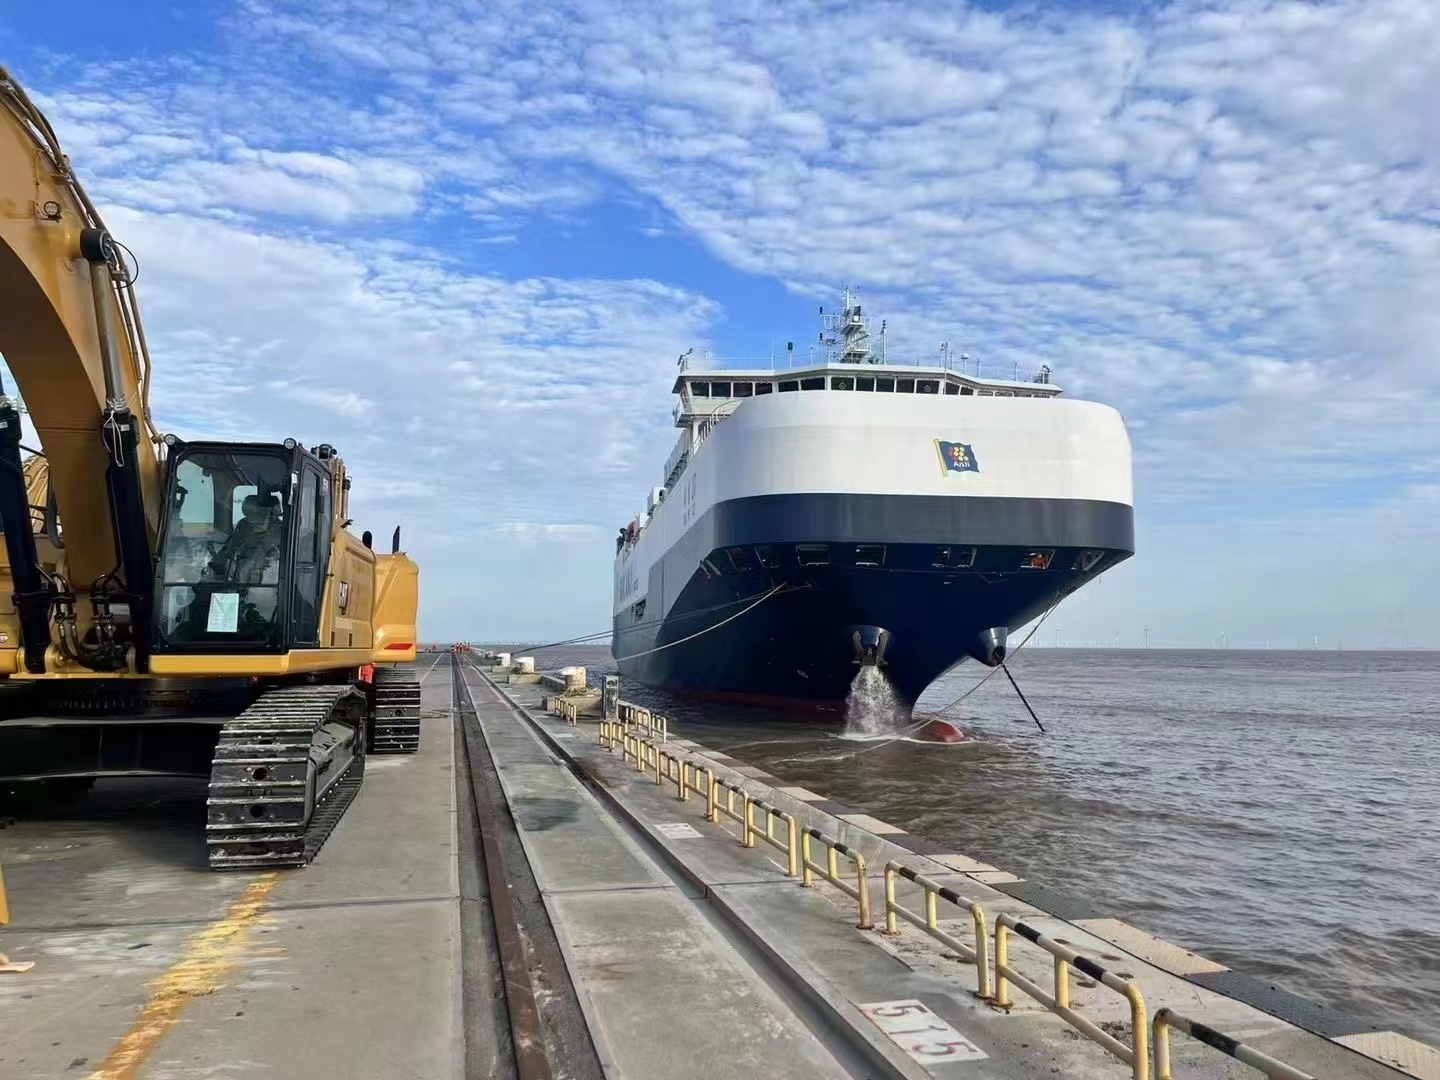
[205,684,368,870]
[371,665,422,753]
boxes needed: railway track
[451,654,604,1080]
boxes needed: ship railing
[994,912,1150,1079]
[801,827,873,929]
[1153,1009,1314,1080]
[883,862,990,998]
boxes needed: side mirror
[362,530,373,550]
[391,526,401,554]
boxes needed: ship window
[1020,550,1053,570]
[1073,550,1104,572]
[918,379,939,394]
[897,378,916,393]
[876,378,895,392]
[857,377,875,391]
[632,599,646,619]
[690,382,710,398]
[855,544,885,567]
[733,382,753,397]
[711,382,731,398]
[800,377,825,391]
[978,390,993,396]
[755,545,781,568]
[755,382,773,395]
[831,376,854,391]
[996,390,1014,397]
[796,544,829,566]
[960,386,974,396]
[778,380,799,392]
[701,557,722,578]
[933,545,975,568]
[727,546,755,572]
[944,382,960,395]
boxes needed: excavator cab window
[154,449,292,648]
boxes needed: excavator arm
[0,67,163,673]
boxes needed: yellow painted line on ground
[87,873,279,1080]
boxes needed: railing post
[972,905,991,999]
[742,794,756,847]
[883,866,899,935]
[925,888,939,931]
[801,831,814,887]
[785,815,799,878]
[994,919,1011,1008]
[707,775,719,823]
[1054,955,1070,1010]
[855,853,872,930]
[654,745,663,786]
[678,760,690,801]
[1153,1011,1172,1080]
[1128,984,1150,1080]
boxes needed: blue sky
[2,0,1438,648]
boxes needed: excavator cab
[152,441,329,653]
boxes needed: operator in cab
[207,493,282,586]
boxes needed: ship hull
[614,492,1133,710]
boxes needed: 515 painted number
[858,1000,987,1065]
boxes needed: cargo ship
[612,292,1134,711]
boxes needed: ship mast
[818,287,884,364]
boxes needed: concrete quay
[0,652,1434,1080]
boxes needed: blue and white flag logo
[935,440,979,475]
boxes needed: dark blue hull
[613,493,1134,710]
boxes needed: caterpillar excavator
[0,67,421,869]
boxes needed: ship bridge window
[800,377,825,391]
[755,545,781,569]
[710,382,731,398]
[1021,550,1053,570]
[700,557,722,578]
[918,379,939,394]
[933,546,976,568]
[690,382,710,398]
[755,382,773,395]
[876,377,895,392]
[961,386,974,395]
[796,544,830,566]
[831,376,854,391]
[779,380,799,392]
[857,377,875,391]
[631,599,646,620]
[727,547,755,573]
[978,389,993,396]
[944,382,960,395]
[1073,550,1104,572]
[897,378,916,393]
[855,544,885,567]
[733,382,754,397]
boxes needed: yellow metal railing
[617,701,668,742]
[549,696,580,725]
[706,775,800,878]
[800,827,873,930]
[882,862,991,998]
[1153,1009,1314,1080]
[995,912,1149,1080]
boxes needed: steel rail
[453,657,554,1080]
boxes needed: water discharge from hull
[843,664,908,738]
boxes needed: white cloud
[6,0,1439,642]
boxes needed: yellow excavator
[0,67,420,869]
